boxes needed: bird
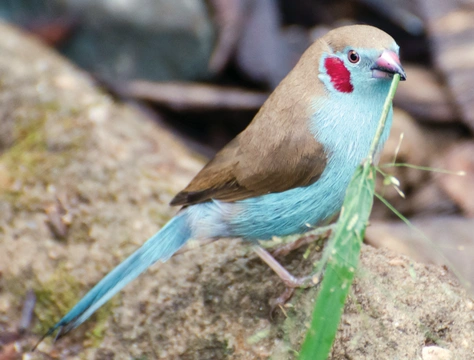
[38,24,406,343]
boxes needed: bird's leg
[253,225,334,313]
[253,245,320,288]
[253,245,322,312]
[271,224,334,257]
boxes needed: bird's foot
[252,245,322,317]
[269,272,322,318]
[270,288,294,317]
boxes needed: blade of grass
[298,162,375,359]
[381,162,466,176]
[298,74,401,360]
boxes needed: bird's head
[317,25,406,95]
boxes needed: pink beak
[372,50,406,81]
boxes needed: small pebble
[422,346,452,360]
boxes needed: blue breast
[185,81,393,241]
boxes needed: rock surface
[366,217,474,292]
[0,22,473,360]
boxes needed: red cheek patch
[324,57,353,93]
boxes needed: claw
[269,288,295,320]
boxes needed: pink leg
[253,245,320,288]
[253,245,322,312]
[253,226,334,312]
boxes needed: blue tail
[40,212,191,342]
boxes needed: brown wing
[170,92,328,206]
[170,38,330,206]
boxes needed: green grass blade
[298,74,400,360]
[298,162,375,359]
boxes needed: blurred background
[0,0,473,357]
[0,0,435,152]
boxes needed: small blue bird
[40,25,406,342]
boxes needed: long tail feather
[39,212,191,344]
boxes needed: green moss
[33,263,83,334]
[247,327,271,345]
[33,262,116,345]
[85,299,116,347]
[4,115,48,179]
[0,104,89,215]
[1,101,87,177]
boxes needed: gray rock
[63,0,214,81]
[0,0,215,81]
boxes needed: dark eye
[348,50,360,63]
